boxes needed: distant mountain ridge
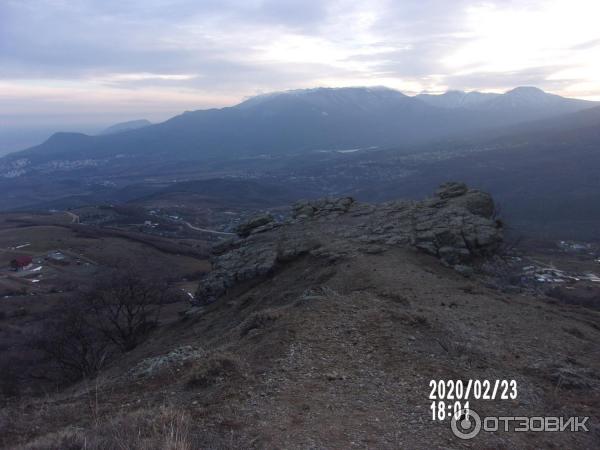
[100,119,152,135]
[4,86,596,164]
[416,90,500,108]
[417,86,594,118]
[1,85,599,221]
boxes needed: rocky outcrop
[235,214,276,237]
[292,197,355,219]
[194,183,502,305]
[196,240,278,304]
[409,182,501,264]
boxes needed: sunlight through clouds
[0,0,599,130]
[442,0,600,98]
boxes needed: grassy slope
[3,248,599,449]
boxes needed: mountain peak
[238,86,405,107]
[505,86,547,96]
[235,86,412,114]
[416,89,499,108]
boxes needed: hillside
[350,106,600,239]
[416,86,593,121]
[2,184,598,449]
[0,87,599,241]
[100,119,152,135]
[2,87,596,167]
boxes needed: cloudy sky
[1,0,599,151]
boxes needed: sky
[1,0,600,152]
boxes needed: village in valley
[2,205,600,308]
[491,238,600,310]
[1,246,96,300]
[0,196,599,449]
[0,193,293,305]
[0,213,97,300]
[0,210,213,305]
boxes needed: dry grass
[186,351,243,389]
[18,406,195,450]
[239,308,281,336]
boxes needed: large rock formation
[195,183,502,305]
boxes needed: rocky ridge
[195,182,502,305]
[7,187,600,450]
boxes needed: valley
[1,185,599,448]
[1,82,600,450]
[3,0,600,446]
[1,89,599,242]
[0,210,212,403]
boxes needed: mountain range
[3,86,596,164]
[1,86,599,239]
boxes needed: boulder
[436,182,468,199]
[449,190,496,219]
[293,197,355,219]
[409,183,502,264]
[235,214,274,237]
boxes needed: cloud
[0,0,599,132]
[442,65,578,92]
[571,38,600,51]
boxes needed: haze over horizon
[1,0,599,153]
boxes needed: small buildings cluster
[10,255,33,271]
[522,266,578,283]
[7,251,70,272]
[47,251,68,264]
[557,240,595,254]
[521,264,600,284]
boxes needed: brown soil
[2,246,599,449]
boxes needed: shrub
[186,352,242,389]
[85,269,178,352]
[34,305,112,382]
[32,268,179,384]
[20,406,195,450]
[240,308,280,336]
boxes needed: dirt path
[65,211,79,224]
[182,221,234,236]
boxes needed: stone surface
[436,181,468,199]
[194,183,503,305]
[235,214,275,237]
[292,197,355,219]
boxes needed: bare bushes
[20,406,196,450]
[239,308,280,336]
[35,268,184,383]
[186,352,243,389]
[35,305,112,382]
[85,270,174,352]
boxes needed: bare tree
[35,306,112,382]
[33,268,183,384]
[86,269,180,352]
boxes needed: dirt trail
[64,211,79,224]
[182,220,234,236]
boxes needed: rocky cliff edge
[195,182,502,305]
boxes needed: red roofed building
[11,255,33,271]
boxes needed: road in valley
[182,221,234,236]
